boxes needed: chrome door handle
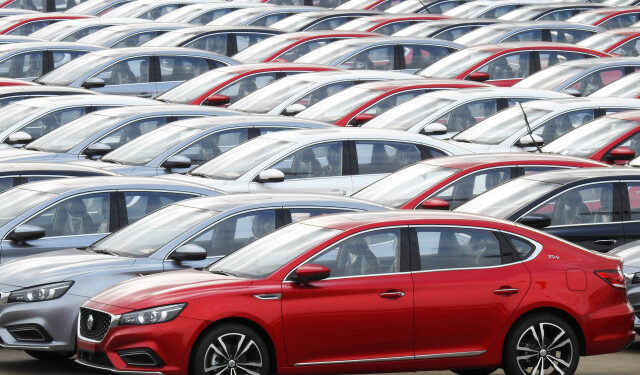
[594,239,617,246]
[379,291,405,298]
[494,288,519,296]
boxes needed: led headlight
[8,281,73,303]
[119,304,186,326]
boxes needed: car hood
[156,173,230,190]
[90,269,252,310]
[445,140,493,152]
[0,148,57,162]
[0,249,135,288]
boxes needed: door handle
[379,291,405,299]
[330,189,346,196]
[494,287,519,296]
[137,92,152,98]
[594,239,617,246]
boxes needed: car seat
[335,237,380,276]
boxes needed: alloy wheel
[203,332,264,375]
[515,322,573,375]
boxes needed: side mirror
[254,168,285,183]
[283,103,307,116]
[468,71,490,82]
[81,77,105,89]
[294,264,330,283]
[606,146,635,164]
[350,113,376,126]
[516,134,544,148]
[562,88,581,97]
[519,214,551,229]
[205,94,230,106]
[8,225,45,243]
[83,143,112,158]
[5,131,32,145]
[162,155,192,170]
[421,123,448,136]
[170,244,207,261]
[272,57,289,63]
[420,197,450,210]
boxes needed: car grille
[79,308,112,342]
[77,350,113,368]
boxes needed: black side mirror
[162,155,192,170]
[519,214,552,229]
[81,77,106,89]
[8,225,45,243]
[83,143,112,158]
[170,244,207,261]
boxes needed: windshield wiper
[92,249,119,256]
[189,171,213,179]
[453,139,473,144]
[101,158,123,165]
[24,145,41,151]
[210,270,236,277]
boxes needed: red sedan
[296,78,492,126]
[155,63,340,106]
[76,210,635,375]
[578,27,640,56]
[335,14,450,35]
[568,7,640,30]
[353,153,607,209]
[0,13,90,35]
[418,42,611,86]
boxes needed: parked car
[230,70,416,116]
[362,87,570,138]
[515,57,640,96]
[156,63,340,106]
[76,115,330,176]
[65,0,136,16]
[568,6,640,30]
[386,0,471,14]
[590,70,640,98]
[76,23,189,48]
[143,25,284,57]
[0,85,96,108]
[296,36,463,73]
[155,2,268,25]
[608,241,640,334]
[0,193,383,360]
[353,153,607,209]
[0,13,89,35]
[392,19,499,41]
[29,17,149,42]
[499,3,608,22]
[1,0,89,12]
[76,210,634,375]
[0,105,239,163]
[233,30,380,63]
[449,98,640,152]
[35,47,238,97]
[578,27,640,56]
[295,78,493,126]
[454,21,601,46]
[444,0,554,19]
[418,42,610,86]
[210,5,321,27]
[270,10,382,32]
[102,0,222,20]
[162,128,472,195]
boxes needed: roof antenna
[519,102,542,153]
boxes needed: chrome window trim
[76,307,121,344]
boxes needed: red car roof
[471,41,610,56]
[279,31,381,40]
[422,153,608,170]
[360,14,450,24]
[359,78,492,92]
[220,63,339,74]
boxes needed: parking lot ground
[0,337,637,375]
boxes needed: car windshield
[577,31,627,51]
[452,106,552,145]
[455,26,509,45]
[295,41,359,64]
[30,22,72,40]
[211,9,256,25]
[143,30,194,47]
[77,27,125,45]
[233,35,292,62]
[567,11,604,25]
[354,164,460,207]
[207,222,342,279]
[103,1,149,17]
[91,204,219,258]
[190,136,292,180]
[514,65,585,90]
[418,49,493,78]
[0,103,40,132]
[541,117,640,157]
[35,53,109,86]
[590,72,640,97]
[102,124,202,166]
[271,13,317,30]
[335,18,379,31]
[445,3,486,17]
[297,87,383,123]
[26,113,122,153]
[156,71,236,104]
[363,95,455,130]
[230,78,315,113]
[394,22,447,37]
[0,187,56,229]
[387,0,422,13]
[456,177,560,218]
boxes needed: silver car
[29,17,151,42]
[161,127,472,195]
[0,193,384,360]
[76,23,189,48]
[34,47,239,97]
[608,241,640,334]
[0,104,239,163]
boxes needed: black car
[455,167,640,252]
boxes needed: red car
[568,7,640,30]
[233,31,379,63]
[0,13,90,35]
[590,70,640,98]
[296,78,492,126]
[353,153,607,210]
[418,42,611,86]
[543,110,640,164]
[0,77,37,86]
[76,210,635,375]
[155,63,340,106]
[578,27,640,56]
[335,14,450,35]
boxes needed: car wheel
[24,350,74,361]
[191,323,271,375]
[452,369,498,375]
[503,313,580,375]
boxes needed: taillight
[594,269,627,289]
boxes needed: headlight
[119,304,186,326]
[8,281,73,303]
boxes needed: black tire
[24,350,74,361]
[190,323,272,375]
[503,313,580,375]
[452,369,498,375]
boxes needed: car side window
[307,17,351,31]
[22,107,88,141]
[185,34,228,55]
[192,9,231,25]
[534,109,595,145]
[176,128,249,168]
[99,116,169,150]
[415,227,503,270]
[113,32,161,48]
[483,5,516,19]
[613,130,640,157]
[279,39,332,62]
[217,73,278,103]
[403,45,452,70]
[5,0,46,11]
[0,51,43,79]
[186,210,277,257]
[549,29,594,43]
[94,57,151,85]
[427,1,461,14]
[159,56,211,82]
[288,207,353,223]
[432,99,498,134]
[433,167,513,210]
[342,45,395,70]
[611,38,640,57]
[625,183,640,221]
[503,233,536,260]
[52,50,86,69]
[569,68,625,96]
[376,21,411,35]
[251,13,289,27]
[538,51,584,70]
[9,20,52,36]
[434,26,476,41]
[477,52,530,80]
[140,5,181,20]
[296,81,356,107]
[504,29,543,43]
[24,193,111,237]
[528,183,615,226]
[307,228,401,277]
[600,13,640,30]
[235,33,274,53]
[0,177,15,193]
[539,10,574,21]
[271,141,343,179]
[124,191,194,223]
[355,141,422,175]
[62,26,103,42]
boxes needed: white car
[160,128,472,196]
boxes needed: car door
[411,226,531,357]
[401,44,454,73]
[0,192,115,263]
[156,55,221,94]
[517,181,624,252]
[0,51,44,81]
[281,227,414,366]
[90,56,157,97]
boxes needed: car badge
[87,315,94,331]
